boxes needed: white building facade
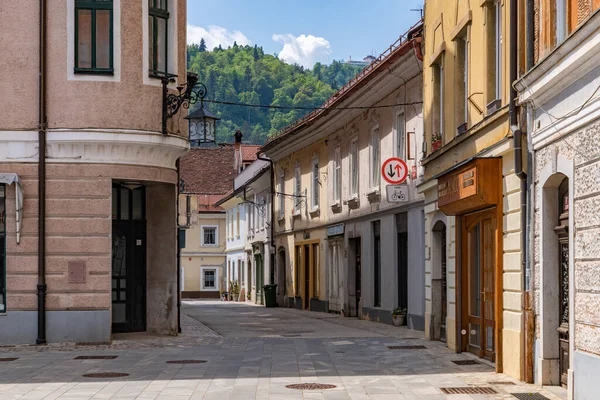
[516,11,600,400]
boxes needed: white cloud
[272,33,332,68]
[187,24,252,49]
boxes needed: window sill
[201,244,218,247]
[344,196,360,209]
[74,68,114,75]
[486,99,501,116]
[330,202,342,214]
[149,70,178,81]
[292,211,302,219]
[309,207,320,218]
[277,216,285,224]
[366,190,380,204]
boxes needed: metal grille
[83,372,129,378]
[452,359,480,365]
[387,345,427,350]
[440,387,498,395]
[488,381,516,385]
[166,360,207,364]
[286,383,337,390]
[74,356,118,360]
[511,394,551,400]
[0,358,18,362]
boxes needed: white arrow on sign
[381,157,409,185]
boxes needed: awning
[0,173,23,244]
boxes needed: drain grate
[0,358,18,362]
[441,387,498,395]
[166,360,207,364]
[452,359,480,365]
[511,394,551,400]
[83,372,129,378]
[388,345,427,350]
[489,381,516,385]
[286,383,337,390]
[76,342,111,346]
[74,356,118,360]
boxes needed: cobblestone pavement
[0,300,566,400]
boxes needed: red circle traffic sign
[381,157,409,185]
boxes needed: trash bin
[263,284,277,308]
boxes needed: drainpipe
[412,37,424,62]
[510,0,532,383]
[176,159,181,334]
[36,0,47,346]
[257,154,275,287]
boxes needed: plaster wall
[146,183,177,336]
[0,0,188,138]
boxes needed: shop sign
[327,224,345,237]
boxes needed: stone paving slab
[0,301,566,400]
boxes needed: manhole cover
[75,356,118,360]
[286,383,337,390]
[166,360,207,364]
[440,387,498,395]
[489,381,516,385]
[387,345,427,350]
[511,394,551,400]
[0,358,18,362]
[83,372,129,378]
[452,359,480,365]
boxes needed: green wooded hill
[187,42,365,145]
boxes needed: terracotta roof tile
[197,194,227,212]
[241,145,261,162]
[179,146,235,196]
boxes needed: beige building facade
[419,0,525,380]
[0,0,188,344]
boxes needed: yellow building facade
[419,0,525,379]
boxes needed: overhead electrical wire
[203,99,423,111]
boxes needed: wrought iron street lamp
[162,72,220,145]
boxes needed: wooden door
[462,209,496,361]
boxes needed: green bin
[263,284,277,308]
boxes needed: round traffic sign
[381,157,409,185]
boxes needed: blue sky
[187,0,424,68]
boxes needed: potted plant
[391,307,407,327]
[229,281,240,302]
[431,133,442,152]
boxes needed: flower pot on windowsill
[431,140,442,152]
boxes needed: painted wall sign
[381,157,409,185]
[327,224,345,237]
[386,184,409,203]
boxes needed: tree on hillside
[187,44,364,144]
[199,38,207,52]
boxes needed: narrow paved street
[0,301,565,400]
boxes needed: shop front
[437,158,503,365]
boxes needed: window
[333,147,342,203]
[75,0,113,73]
[294,164,301,214]
[148,0,169,77]
[278,171,285,219]
[396,113,406,159]
[311,157,320,210]
[0,185,5,313]
[432,60,444,146]
[236,206,240,236]
[456,35,469,129]
[330,241,341,298]
[487,1,502,104]
[258,196,265,229]
[202,268,218,290]
[201,226,218,246]
[370,128,380,188]
[350,139,358,197]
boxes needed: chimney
[234,130,243,172]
